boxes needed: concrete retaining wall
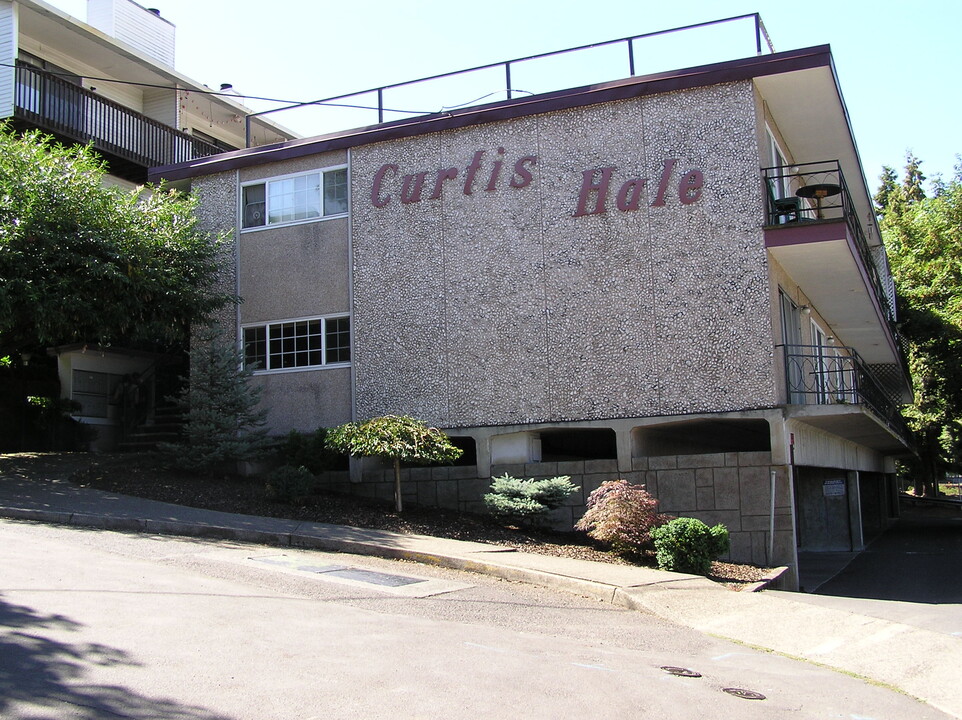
[320,450,794,568]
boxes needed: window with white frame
[243,316,351,371]
[242,167,348,229]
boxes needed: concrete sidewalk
[1,462,960,718]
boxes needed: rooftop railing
[244,13,774,146]
[14,63,223,171]
[763,160,896,323]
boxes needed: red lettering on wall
[368,149,702,214]
[371,163,399,208]
[429,167,459,200]
[509,156,537,188]
[616,178,646,211]
[678,169,704,205]
[485,147,505,191]
[400,172,428,204]
[651,158,677,207]
[573,167,615,217]
[463,150,485,195]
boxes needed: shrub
[276,427,346,474]
[264,465,318,505]
[650,517,730,575]
[483,474,579,524]
[574,480,670,557]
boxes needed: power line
[0,62,432,115]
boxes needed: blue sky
[50,0,961,191]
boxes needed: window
[242,167,348,229]
[243,316,350,371]
[767,127,790,199]
[71,370,121,418]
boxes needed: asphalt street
[0,518,951,720]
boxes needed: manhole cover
[722,688,766,700]
[660,666,702,678]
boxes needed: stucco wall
[350,81,777,428]
[193,163,354,432]
[237,217,350,322]
[192,172,237,332]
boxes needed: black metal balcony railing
[763,161,896,324]
[783,344,910,441]
[13,63,223,170]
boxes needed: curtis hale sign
[369,148,704,216]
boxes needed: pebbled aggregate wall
[350,81,777,428]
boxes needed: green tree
[880,155,962,496]
[873,166,899,215]
[163,325,272,471]
[325,415,462,512]
[0,127,232,361]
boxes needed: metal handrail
[14,63,223,169]
[763,161,896,323]
[245,13,773,146]
[782,344,910,442]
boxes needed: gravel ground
[3,452,775,589]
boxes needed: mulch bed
[2,451,774,589]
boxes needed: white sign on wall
[823,478,846,497]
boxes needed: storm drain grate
[660,666,702,678]
[722,688,767,700]
[250,556,426,587]
[319,567,426,587]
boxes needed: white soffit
[755,65,874,236]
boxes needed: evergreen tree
[164,325,272,472]
[902,152,927,205]
[874,166,899,215]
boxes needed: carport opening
[448,435,477,467]
[540,428,616,461]
[635,419,771,456]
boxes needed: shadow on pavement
[813,504,962,604]
[0,595,234,719]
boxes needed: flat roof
[149,44,836,184]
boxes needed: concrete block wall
[320,451,793,568]
[633,452,795,567]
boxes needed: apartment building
[152,17,912,588]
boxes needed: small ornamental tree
[325,415,462,512]
[575,479,671,557]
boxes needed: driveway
[772,502,962,636]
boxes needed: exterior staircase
[116,403,183,452]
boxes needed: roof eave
[150,44,834,183]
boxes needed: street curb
[742,565,790,592]
[0,506,636,607]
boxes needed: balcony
[782,344,911,452]
[763,160,900,368]
[13,63,223,181]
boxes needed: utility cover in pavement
[206,551,475,597]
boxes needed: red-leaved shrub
[575,479,672,556]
